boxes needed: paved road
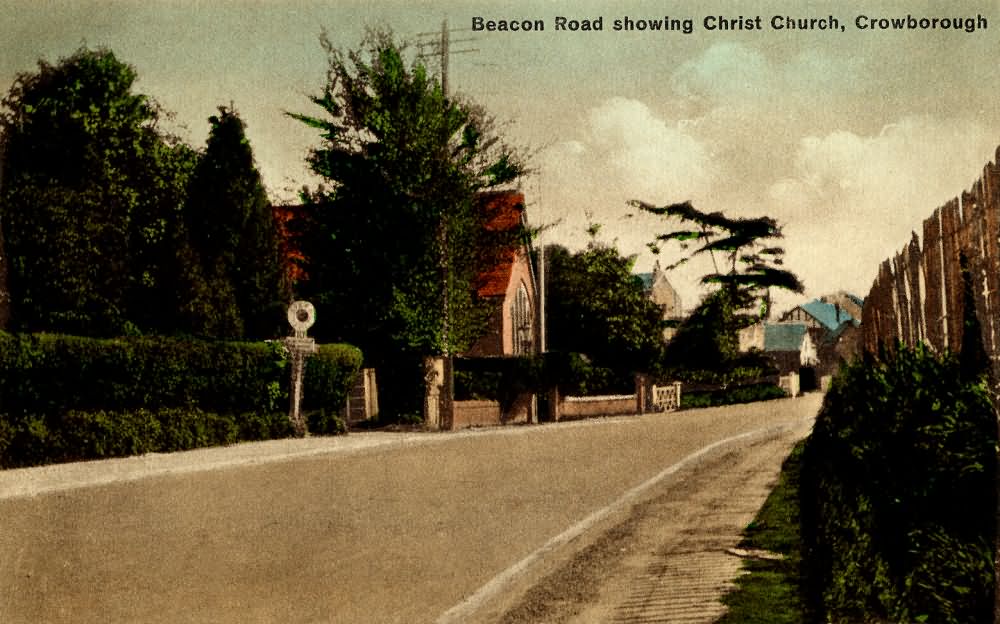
[0,394,821,623]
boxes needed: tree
[0,46,213,337]
[544,236,665,379]
[184,107,289,339]
[288,29,527,418]
[633,200,804,381]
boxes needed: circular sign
[287,300,316,332]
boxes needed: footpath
[0,430,440,500]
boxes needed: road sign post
[284,300,318,437]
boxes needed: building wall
[781,307,822,328]
[499,250,538,356]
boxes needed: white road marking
[435,418,809,624]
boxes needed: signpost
[284,300,318,437]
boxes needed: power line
[415,19,479,97]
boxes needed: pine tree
[184,106,289,339]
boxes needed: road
[0,394,821,623]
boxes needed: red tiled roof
[476,191,525,298]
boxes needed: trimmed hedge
[681,382,787,409]
[454,351,633,404]
[800,344,995,624]
[0,409,294,468]
[0,331,363,468]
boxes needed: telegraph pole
[415,19,479,428]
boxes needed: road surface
[0,394,821,623]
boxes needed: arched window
[511,282,533,355]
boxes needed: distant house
[636,261,683,341]
[820,291,864,321]
[781,299,859,333]
[763,323,818,375]
[465,190,539,357]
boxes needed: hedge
[0,331,363,468]
[799,344,995,624]
[454,351,633,405]
[680,382,787,409]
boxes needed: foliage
[0,408,294,469]
[799,344,996,624]
[184,106,289,339]
[0,47,288,340]
[634,200,804,318]
[0,46,175,335]
[288,29,528,420]
[718,441,810,624]
[680,382,786,409]
[454,352,631,416]
[634,201,803,380]
[302,342,363,434]
[544,242,665,377]
[0,331,362,466]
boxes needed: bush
[0,331,290,414]
[0,408,295,468]
[0,331,363,468]
[681,382,786,409]
[799,344,996,624]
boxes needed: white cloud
[537,97,714,251]
[768,115,998,306]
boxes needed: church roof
[475,191,526,298]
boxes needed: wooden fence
[863,145,1000,378]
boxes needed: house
[465,190,539,357]
[636,261,683,341]
[780,298,859,333]
[763,323,818,375]
[820,291,864,321]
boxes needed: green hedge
[0,332,363,468]
[799,344,995,624]
[0,408,294,468]
[454,351,633,405]
[680,382,787,409]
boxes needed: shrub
[799,344,996,624]
[0,331,363,468]
[681,382,786,409]
[0,408,296,468]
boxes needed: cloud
[767,115,998,305]
[537,97,714,252]
[670,42,771,103]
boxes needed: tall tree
[184,107,288,339]
[633,200,804,380]
[0,46,207,337]
[544,239,665,376]
[288,29,527,417]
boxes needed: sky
[4,0,1000,315]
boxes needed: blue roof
[765,324,808,352]
[636,272,654,290]
[799,300,857,331]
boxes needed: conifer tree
[184,106,289,339]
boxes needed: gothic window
[511,282,533,354]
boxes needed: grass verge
[716,439,810,624]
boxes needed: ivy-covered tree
[632,200,804,381]
[184,107,289,339]
[288,29,527,418]
[544,236,665,378]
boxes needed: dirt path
[459,414,813,623]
